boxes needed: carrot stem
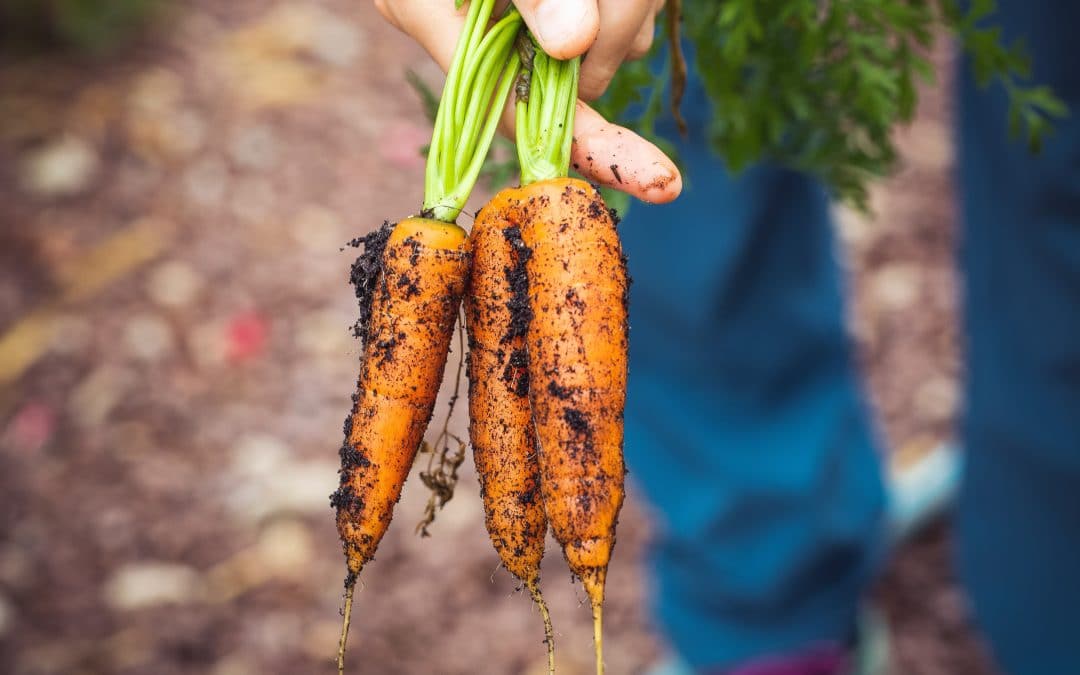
[424,2,523,222]
[515,39,579,186]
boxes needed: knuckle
[628,34,654,60]
[580,63,618,100]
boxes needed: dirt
[0,3,996,674]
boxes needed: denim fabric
[955,1,1080,673]
[619,54,886,669]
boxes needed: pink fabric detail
[717,645,850,675]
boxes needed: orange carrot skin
[465,189,548,584]
[333,218,471,577]
[519,178,628,607]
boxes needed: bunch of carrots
[331,2,627,673]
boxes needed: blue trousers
[621,1,1080,671]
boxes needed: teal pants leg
[620,76,886,669]
[955,1,1080,673]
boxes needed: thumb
[514,0,600,60]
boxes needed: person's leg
[956,2,1080,673]
[620,69,886,671]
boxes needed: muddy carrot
[465,190,555,672]
[515,45,628,675]
[330,2,522,672]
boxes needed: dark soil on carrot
[0,3,994,673]
[348,221,392,339]
[501,225,533,343]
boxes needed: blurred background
[0,1,992,673]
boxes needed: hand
[512,0,664,101]
[374,0,681,203]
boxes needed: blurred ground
[0,2,997,674]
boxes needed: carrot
[465,190,555,672]
[520,178,627,675]
[513,44,628,675]
[330,2,523,672]
[332,218,470,670]
[333,219,470,573]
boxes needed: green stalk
[454,10,518,129]
[423,2,522,223]
[516,39,580,186]
[453,14,520,177]
[427,0,483,196]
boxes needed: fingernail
[535,0,595,59]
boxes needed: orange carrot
[330,2,524,671]
[518,177,628,674]
[465,190,554,672]
[332,218,470,672]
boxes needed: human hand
[508,0,664,101]
[374,0,681,203]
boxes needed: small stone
[103,562,200,610]
[217,5,325,110]
[183,157,229,209]
[128,107,206,162]
[904,120,953,172]
[256,519,313,575]
[834,204,872,250]
[311,14,362,67]
[128,68,184,115]
[213,655,257,675]
[302,620,346,660]
[168,109,207,156]
[19,136,99,198]
[225,435,339,521]
[231,433,290,477]
[229,458,340,522]
[188,319,230,369]
[290,204,343,252]
[229,124,279,171]
[870,263,921,312]
[49,313,95,355]
[147,260,204,308]
[229,177,276,223]
[294,309,350,358]
[914,375,959,422]
[70,365,135,427]
[123,313,175,363]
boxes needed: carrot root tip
[337,581,356,675]
[526,579,556,675]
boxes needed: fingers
[496,98,680,204]
[379,0,468,71]
[376,0,682,204]
[577,0,656,101]
[570,102,682,203]
[513,0,600,60]
[626,11,656,61]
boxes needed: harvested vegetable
[519,176,627,675]
[330,1,521,672]
[482,39,628,675]
[465,189,554,672]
